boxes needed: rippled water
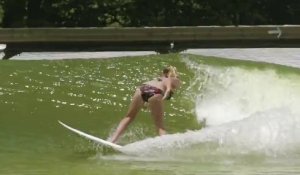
[1,52,300,175]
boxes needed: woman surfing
[109,66,181,143]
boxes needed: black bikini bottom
[139,84,163,102]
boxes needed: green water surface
[1,53,300,175]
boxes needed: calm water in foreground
[1,53,300,175]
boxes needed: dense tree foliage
[0,0,299,27]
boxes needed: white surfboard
[58,121,123,151]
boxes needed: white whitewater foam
[121,107,300,157]
[183,57,300,126]
[0,44,6,50]
[119,56,300,157]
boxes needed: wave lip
[120,57,300,158]
[121,107,300,158]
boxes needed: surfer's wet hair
[163,66,178,78]
[162,67,170,77]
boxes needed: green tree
[0,0,4,25]
[44,0,112,27]
[264,0,300,24]
[27,0,46,27]
[0,0,300,27]
[2,0,26,27]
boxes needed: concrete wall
[1,26,300,59]
[0,26,299,43]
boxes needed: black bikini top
[156,77,174,100]
[157,77,163,81]
[165,91,174,100]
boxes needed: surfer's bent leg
[148,95,166,136]
[110,89,144,143]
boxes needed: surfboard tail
[58,120,123,150]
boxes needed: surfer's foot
[158,129,167,136]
